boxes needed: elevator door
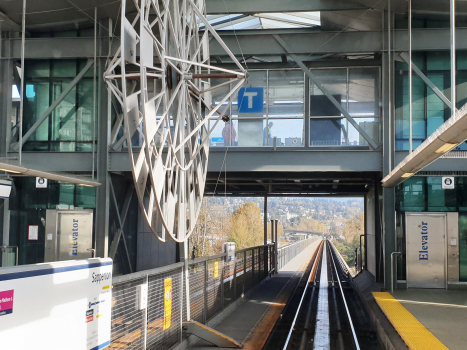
[406,213,446,289]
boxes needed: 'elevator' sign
[419,221,428,260]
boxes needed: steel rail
[282,240,324,350]
[328,241,360,350]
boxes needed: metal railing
[277,237,320,270]
[111,263,184,350]
[110,240,314,349]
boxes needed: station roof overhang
[382,104,467,188]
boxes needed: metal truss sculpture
[105,0,246,243]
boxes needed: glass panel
[459,213,467,281]
[426,73,449,135]
[310,117,343,146]
[458,178,467,211]
[399,177,425,212]
[310,69,347,112]
[59,183,75,207]
[52,60,77,78]
[266,119,304,146]
[211,120,238,147]
[75,186,96,209]
[395,71,426,150]
[24,82,50,145]
[457,71,467,110]
[268,70,304,119]
[237,119,264,147]
[427,177,456,211]
[23,59,95,151]
[427,51,450,71]
[353,118,379,146]
[76,80,95,151]
[25,60,50,78]
[348,68,379,117]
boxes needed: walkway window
[309,67,380,147]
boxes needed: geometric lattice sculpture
[104,0,246,242]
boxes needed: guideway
[187,239,322,349]
[188,238,459,350]
[266,240,379,350]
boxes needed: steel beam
[11,150,467,174]
[382,9,396,291]
[273,34,378,149]
[264,197,268,245]
[108,182,134,260]
[451,0,457,115]
[109,179,133,272]
[399,52,452,110]
[2,37,116,59]
[0,28,466,59]
[0,44,13,251]
[110,149,383,172]
[205,0,407,14]
[12,59,94,151]
[95,21,111,259]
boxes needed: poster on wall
[0,258,112,350]
[28,225,38,240]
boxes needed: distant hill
[205,197,363,225]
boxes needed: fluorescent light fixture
[382,103,467,188]
[0,162,101,187]
[0,168,21,174]
[435,143,457,154]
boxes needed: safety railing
[109,240,314,349]
[111,263,184,349]
[277,236,320,270]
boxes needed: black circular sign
[37,178,45,185]
[444,178,453,186]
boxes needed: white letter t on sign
[243,91,258,108]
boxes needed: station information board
[0,258,112,350]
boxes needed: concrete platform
[187,239,322,350]
[391,289,467,350]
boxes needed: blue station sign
[238,87,264,113]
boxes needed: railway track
[263,240,381,350]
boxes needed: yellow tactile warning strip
[373,292,449,350]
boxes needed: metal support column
[270,220,274,244]
[0,35,13,265]
[274,220,278,274]
[95,20,111,258]
[383,5,397,290]
[304,77,310,147]
[184,241,191,321]
[270,220,274,273]
[263,197,268,245]
[18,0,26,165]
[203,260,208,323]
[409,0,413,153]
[451,0,457,115]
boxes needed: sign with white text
[238,87,264,113]
[0,258,112,350]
